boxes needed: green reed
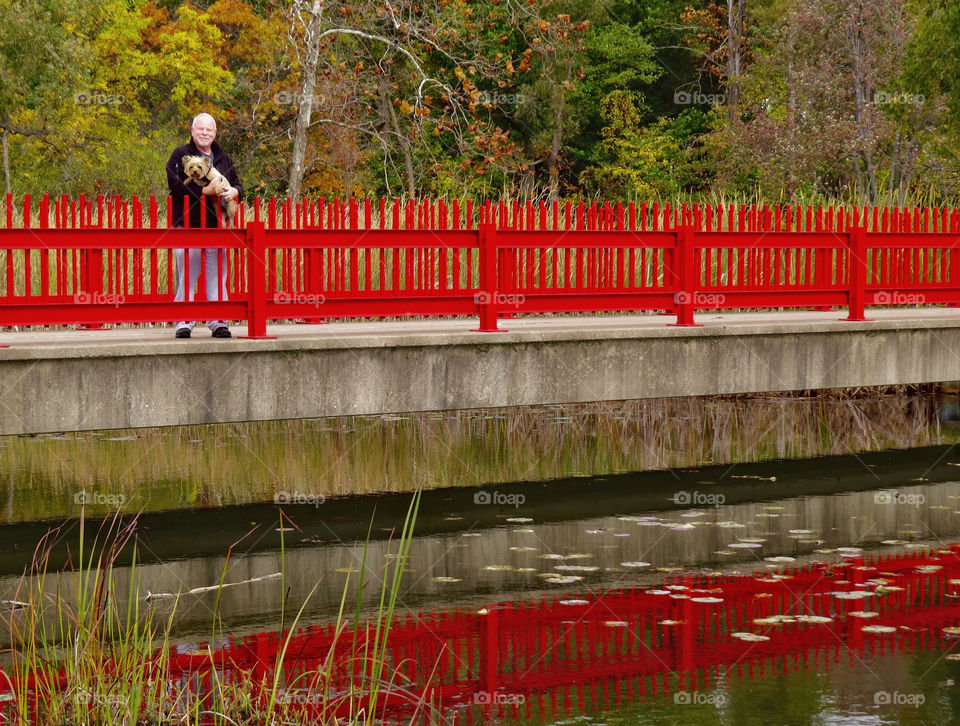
[0,491,432,725]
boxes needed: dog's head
[181,155,211,183]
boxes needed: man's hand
[201,183,237,200]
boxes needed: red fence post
[78,237,108,331]
[844,225,870,321]
[477,607,499,702]
[472,223,501,332]
[670,224,701,327]
[245,221,270,338]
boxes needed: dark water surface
[3,392,960,724]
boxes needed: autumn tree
[705,0,912,201]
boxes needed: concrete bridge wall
[1,312,958,435]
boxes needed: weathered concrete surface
[2,309,960,435]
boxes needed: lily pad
[554,565,599,572]
[861,625,896,633]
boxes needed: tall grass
[0,491,431,725]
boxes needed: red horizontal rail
[496,230,678,248]
[4,193,960,335]
[265,229,480,249]
[0,229,246,250]
[693,231,849,249]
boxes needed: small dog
[182,155,238,228]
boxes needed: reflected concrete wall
[2,478,958,646]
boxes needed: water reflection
[8,544,960,725]
[4,445,960,643]
[1,392,960,723]
[166,544,960,725]
[0,391,950,523]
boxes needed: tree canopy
[1,0,955,204]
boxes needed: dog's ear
[181,155,191,166]
[200,157,211,174]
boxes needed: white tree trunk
[288,0,324,204]
[2,129,9,196]
[726,0,744,123]
[846,0,876,201]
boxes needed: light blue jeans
[174,248,229,332]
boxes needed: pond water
[3,390,960,725]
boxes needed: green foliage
[6,0,960,204]
[583,91,707,198]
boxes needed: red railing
[3,193,960,337]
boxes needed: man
[165,113,243,338]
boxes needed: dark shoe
[212,327,232,338]
[175,328,191,339]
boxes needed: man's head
[191,113,217,152]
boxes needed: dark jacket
[165,139,244,228]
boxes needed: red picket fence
[3,193,960,337]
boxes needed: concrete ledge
[2,309,960,434]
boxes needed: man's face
[192,118,217,148]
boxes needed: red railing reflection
[5,545,960,722]
[183,545,960,721]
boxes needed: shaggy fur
[181,154,238,228]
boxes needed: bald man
[165,113,244,338]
